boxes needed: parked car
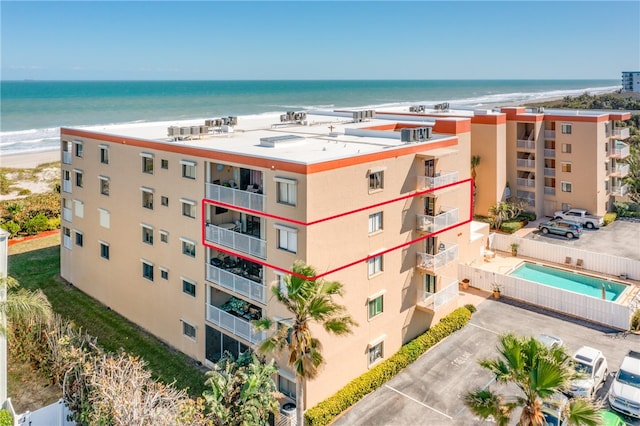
[599,409,626,426]
[536,333,563,349]
[608,350,640,419]
[538,220,583,239]
[554,208,604,229]
[568,346,608,398]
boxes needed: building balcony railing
[416,208,459,233]
[516,190,535,201]
[517,140,535,150]
[416,243,458,273]
[517,159,535,169]
[205,224,266,259]
[416,276,459,313]
[613,127,630,140]
[544,130,556,139]
[416,171,459,191]
[62,180,72,193]
[611,184,629,197]
[205,304,266,344]
[62,235,72,250]
[544,149,555,158]
[205,182,265,212]
[517,178,535,188]
[544,186,556,196]
[62,151,72,165]
[544,168,556,177]
[610,143,630,159]
[62,207,72,222]
[206,264,266,305]
[610,163,630,178]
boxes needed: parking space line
[383,384,453,420]
[468,323,500,335]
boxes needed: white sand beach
[1,149,60,169]
[0,150,61,200]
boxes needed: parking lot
[333,297,640,426]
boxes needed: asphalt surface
[333,297,640,426]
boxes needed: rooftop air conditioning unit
[213,119,223,127]
[401,128,414,143]
[280,114,288,122]
[200,125,209,134]
[229,116,238,125]
[191,126,200,135]
[180,127,190,135]
[168,126,179,136]
[205,119,214,127]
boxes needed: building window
[142,188,154,209]
[275,272,287,296]
[161,159,169,169]
[74,142,83,158]
[98,208,110,228]
[561,143,572,154]
[182,279,196,297]
[276,225,297,253]
[368,341,383,366]
[99,176,110,196]
[181,160,196,179]
[100,242,110,259]
[182,321,196,339]
[62,227,72,250]
[142,225,153,245]
[75,231,83,247]
[278,375,296,400]
[276,178,297,206]
[561,181,572,193]
[141,153,154,174]
[369,171,383,191]
[561,123,572,134]
[182,239,196,258]
[368,255,383,277]
[181,199,196,218]
[160,268,169,280]
[142,261,154,281]
[74,199,84,218]
[100,145,109,164]
[368,212,383,234]
[75,170,83,187]
[368,295,383,319]
[561,163,572,173]
[160,230,169,243]
[161,196,169,207]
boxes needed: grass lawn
[8,233,208,404]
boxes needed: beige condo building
[59,111,486,410]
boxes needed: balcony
[416,276,459,313]
[544,167,556,177]
[610,163,630,178]
[611,184,629,197]
[205,182,264,212]
[544,149,556,158]
[206,303,265,345]
[62,207,72,222]
[62,179,72,193]
[416,171,459,191]
[517,178,535,188]
[544,186,556,196]
[517,140,535,150]
[416,243,458,273]
[62,151,72,165]
[610,142,630,159]
[544,130,556,139]
[205,223,266,259]
[206,263,266,305]
[416,207,459,233]
[517,159,535,169]
[613,127,630,140]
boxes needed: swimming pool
[508,262,626,301]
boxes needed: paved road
[333,298,640,426]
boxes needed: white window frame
[141,152,154,174]
[141,224,154,245]
[181,160,196,180]
[182,277,197,298]
[181,238,196,258]
[141,260,154,281]
[160,230,169,243]
[99,175,110,196]
[278,372,296,400]
[99,144,110,164]
[561,123,572,134]
[74,230,83,247]
[98,208,110,229]
[368,292,385,319]
[160,267,169,280]
[274,271,287,296]
[161,159,169,169]
[73,199,84,218]
[367,254,383,277]
[561,162,572,173]
[368,212,383,234]
[275,177,297,206]
[141,187,154,210]
[561,181,572,193]
[182,319,197,340]
[561,143,572,154]
[275,224,297,253]
[181,198,196,218]
[368,336,385,366]
[368,170,384,191]
[99,241,110,259]
[74,169,84,188]
[74,141,83,158]
[161,196,169,207]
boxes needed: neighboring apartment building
[59,111,486,409]
[622,71,640,93]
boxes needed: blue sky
[1,1,638,80]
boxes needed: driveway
[333,298,640,426]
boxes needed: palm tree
[464,333,602,426]
[254,261,357,426]
[471,155,481,215]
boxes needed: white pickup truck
[553,209,604,229]
[608,350,640,419]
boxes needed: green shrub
[464,304,477,314]
[0,220,20,238]
[500,221,523,234]
[48,217,61,230]
[305,307,472,426]
[632,309,640,331]
[519,211,536,221]
[614,202,640,217]
[603,212,617,226]
[23,213,50,235]
[17,188,32,196]
[0,409,12,426]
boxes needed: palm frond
[564,397,603,426]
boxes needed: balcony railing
[206,304,266,344]
[544,149,556,158]
[62,235,72,250]
[416,243,458,273]
[62,207,72,222]
[610,143,630,159]
[517,140,535,150]
[62,180,72,193]
[205,224,266,259]
[517,178,535,188]
[62,151,72,165]
[517,159,535,169]
[544,130,556,139]
[611,184,629,196]
[416,208,459,233]
[205,183,265,212]
[610,163,630,178]
[544,168,556,177]
[613,127,630,139]
[416,171,459,191]
[516,190,535,201]
[206,264,266,304]
[544,186,556,196]
[416,276,459,312]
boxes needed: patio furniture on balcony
[206,302,265,344]
[416,208,459,233]
[416,243,458,273]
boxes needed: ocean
[0,79,620,157]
